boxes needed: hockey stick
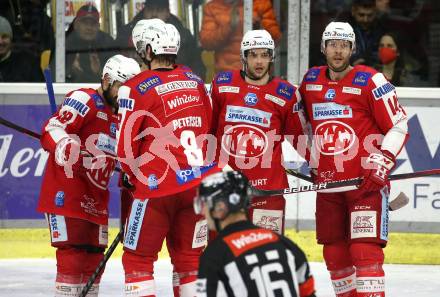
[1,116,439,185]
[43,68,57,114]
[285,168,313,182]
[80,189,133,296]
[79,229,123,297]
[0,116,123,173]
[0,116,41,139]
[389,192,409,211]
[254,168,440,197]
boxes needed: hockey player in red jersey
[210,29,309,234]
[299,22,409,297]
[37,54,140,296]
[116,19,218,297]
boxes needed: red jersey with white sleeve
[37,88,118,225]
[116,66,218,199]
[210,70,308,191]
[299,65,408,189]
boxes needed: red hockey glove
[55,137,91,177]
[359,150,395,193]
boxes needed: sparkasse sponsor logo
[125,200,145,247]
[225,105,272,127]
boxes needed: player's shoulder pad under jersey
[214,71,234,84]
[303,66,323,82]
[62,89,92,117]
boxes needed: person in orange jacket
[199,0,281,74]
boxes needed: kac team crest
[221,124,268,158]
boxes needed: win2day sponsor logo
[312,102,353,120]
[161,89,202,117]
[225,105,272,128]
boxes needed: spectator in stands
[378,0,430,83]
[0,16,43,82]
[376,0,390,16]
[199,0,281,73]
[348,0,384,66]
[374,32,407,86]
[65,4,116,83]
[0,0,54,70]
[116,0,206,79]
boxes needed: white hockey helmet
[321,22,356,53]
[102,55,141,84]
[132,18,180,56]
[240,29,275,61]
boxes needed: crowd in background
[0,0,439,87]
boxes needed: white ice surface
[0,259,439,296]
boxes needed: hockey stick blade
[79,229,123,297]
[389,192,410,211]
